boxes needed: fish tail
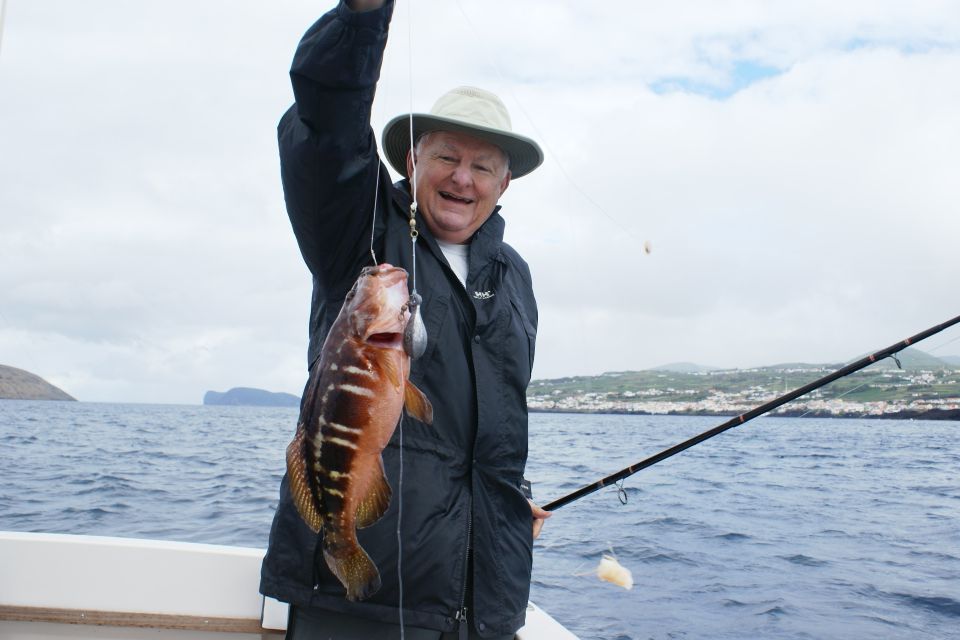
[322,528,381,601]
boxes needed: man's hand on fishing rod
[529,500,552,540]
[346,0,386,11]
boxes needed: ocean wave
[891,593,960,618]
[639,552,697,566]
[907,550,960,563]
[713,532,751,541]
[779,554,828,567]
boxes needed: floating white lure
[596,554,633,590]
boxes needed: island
[203,387,300,407]
[0,365,76,401]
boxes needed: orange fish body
[285,264,433,601]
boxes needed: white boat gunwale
[0,531,578,639]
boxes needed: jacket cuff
[336,0,394,28]
[520,478,533,500]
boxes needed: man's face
[406,130,511,244]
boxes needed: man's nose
[450,162,472,186]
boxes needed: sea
[1,400,958,640]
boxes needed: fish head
[344,264,412,350]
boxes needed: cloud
[2,1,959,403]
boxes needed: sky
[1,0,959,404]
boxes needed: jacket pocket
[507,296,536,381]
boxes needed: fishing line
[400,0,426,362]
[405,0,421,297]
[395,0,424,635]
[795,326,960,421]
[369,166,381,266]
[406,0,419,210]
[925,333,960,356]
[793,380,870,420]
[784,356,875,420]
[915,332,960,417]
[451,0,645,245]
[396,414,405,638]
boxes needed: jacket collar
[391,180,506,274]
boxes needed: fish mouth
[439,191,474,204]
[366,331,404,350]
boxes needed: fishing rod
[542,312,960,512]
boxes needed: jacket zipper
[455,500,473,639]
[454,258,494,638]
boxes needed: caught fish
[286,264,433,601]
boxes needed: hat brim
[382,113,544,180]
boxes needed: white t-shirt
[436,240,469,288]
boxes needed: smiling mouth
[439,191,474,204]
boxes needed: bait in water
[285,264,433,601]
[596,554,633,590]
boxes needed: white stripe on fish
[329,422,363,435]
[344,365,377,379]
[326,436,359,450]
[339,384,376,398]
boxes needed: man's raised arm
[279,0,394,285]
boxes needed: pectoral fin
[404,381,433,425]
[354,456,392,528]
[380,351,402,391]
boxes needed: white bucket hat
[382,86,544,179]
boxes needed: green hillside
[528,348,960,415]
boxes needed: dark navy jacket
[260,1,538,636]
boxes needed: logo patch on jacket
[472,290,495,300]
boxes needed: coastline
[528,407,960,421]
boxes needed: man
[260,1,550,637]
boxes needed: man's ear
[406,149,415,180]
[499,171,512,197]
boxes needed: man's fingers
[528,500,552,540]
[533,518,545,540]
[528,499,553,519]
